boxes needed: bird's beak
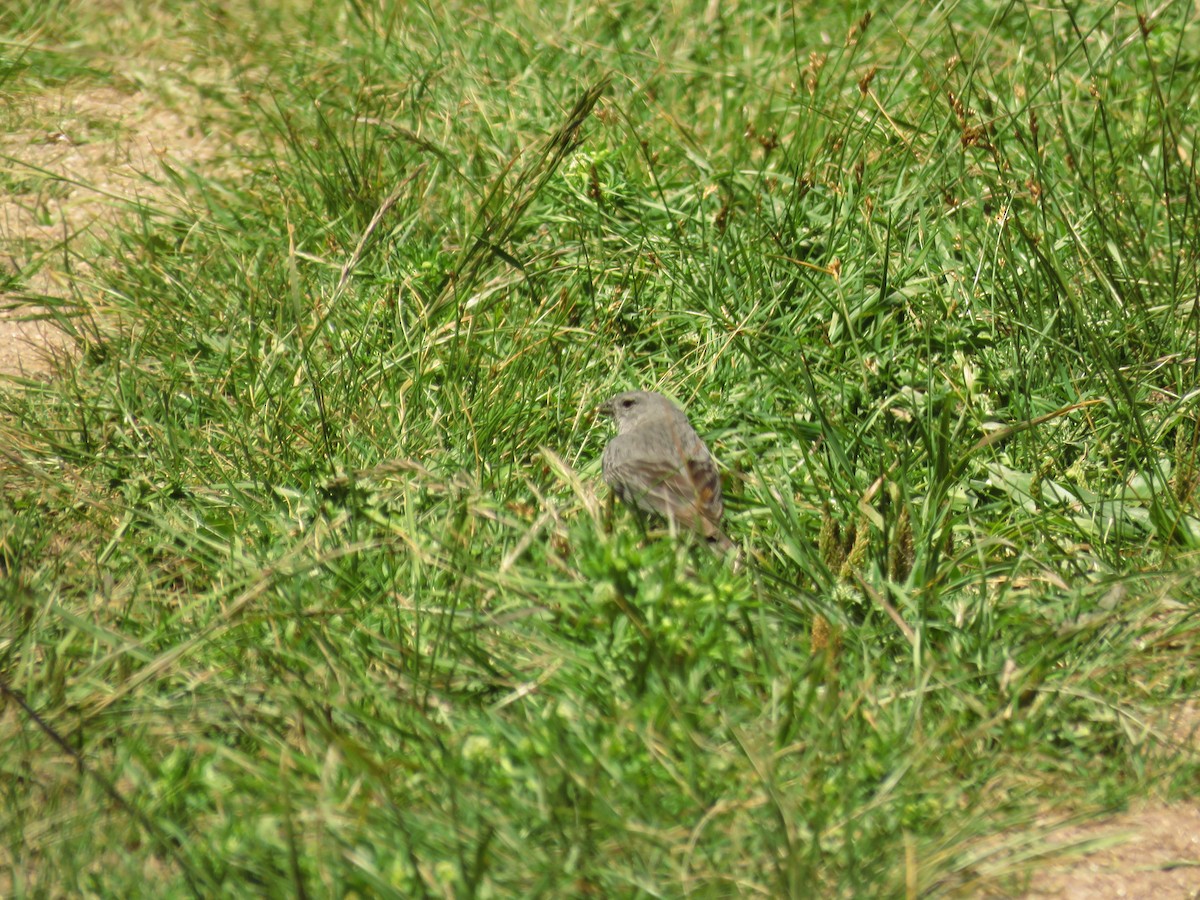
[595,400,613,419]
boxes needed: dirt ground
[1005,701,1200,898]
[2,82,1198,900]
[0,85,228,377]
[1017,804,1200,898]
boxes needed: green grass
[2,0,1200,896]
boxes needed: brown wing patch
[685,455,724,523]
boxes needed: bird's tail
[706,529,741,565]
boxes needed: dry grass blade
[431,77,612,318]
[971,399,1106,453]
[336,164,427,291]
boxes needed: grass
[2,0,1199,895]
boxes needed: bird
[598,390,736,554]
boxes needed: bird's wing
[606,451,724,534]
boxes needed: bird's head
[598,390,684,433]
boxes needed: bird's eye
[621,398,636,408]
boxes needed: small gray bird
[599,390,736,554]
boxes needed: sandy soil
[1019,804,1200,898]
[0,85,228,377]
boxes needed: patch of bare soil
[1018,804,1200,899]
[0,85,228,377]
[981,700,1200,898]
[0,315,65,379]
